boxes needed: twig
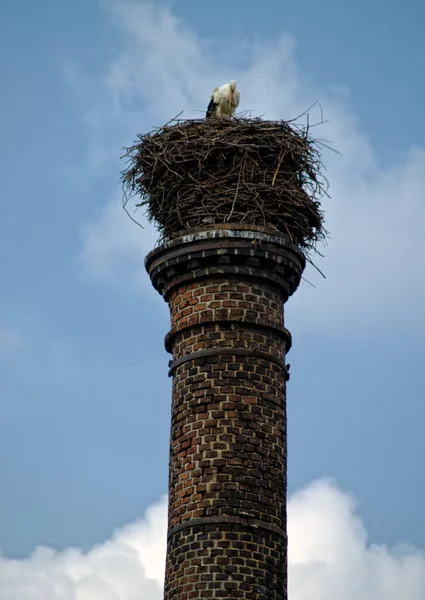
[302,276,316,288]
[272,150,285,186]
[305,256,326,279]
[120,116,335,262]
[122,187,145,230]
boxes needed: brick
[160,276,290,599]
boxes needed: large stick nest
[121,116,332,252]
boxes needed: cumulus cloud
[288,480,425,599]
[75,0,425,337]
[0,496,167,600]
[1,480,424,599]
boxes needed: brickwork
[145,228,305,600]
[166,524,286,600]
[168,280,283,334]
[170,322,286,366]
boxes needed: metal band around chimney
[165,318,292,354]
[167,515,287,540]
[168,346,288,377]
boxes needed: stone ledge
[145,227,305,300]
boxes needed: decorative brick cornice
[145,227,305,301]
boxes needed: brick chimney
[145,224,305,599]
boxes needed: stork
[206,80,240,118]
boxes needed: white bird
[206,80,240,118]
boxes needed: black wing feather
[206,97,217,118]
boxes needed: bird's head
[228,80,237,106]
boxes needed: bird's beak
[229,91,233,105]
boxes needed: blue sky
[1,1,425,597]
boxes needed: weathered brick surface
[168,280,283,332]
[171,322,286,365]
[164,277,290,599]
[165,524,286,599]
[145,225,305,598]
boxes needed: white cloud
[288,480,425,599]
[0,496,167,600]
[78,195,159,292]
[1,480,424,599]
[75,0,425,336]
